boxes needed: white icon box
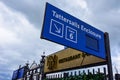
[65,26,77,43]
[49,19,64,38]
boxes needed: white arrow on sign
[54,24,61,33]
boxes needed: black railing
[45,67,107,80]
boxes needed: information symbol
[65,26,77,43]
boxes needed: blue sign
[12,70,18,80]
[12,67,25,80]
[17,68,25,79]
[41,3,106,59]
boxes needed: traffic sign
[41,3,106,59]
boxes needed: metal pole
[104,32,113,80]
[40,52,45,80]
[24,61,29,80]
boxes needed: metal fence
[19,66,108,80]
[24,66,41,80]
[45,67,108,80]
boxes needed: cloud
[0,2,36,79]
[0,0,42,27]
[0,27,20,45]
[86,0,120,13]
[0,1,63,79]
[0,0,89,29]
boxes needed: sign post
[105,32,113,80]
[41,3,106,59]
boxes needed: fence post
[79,71,81,75]
[75,71,76,76]
[98,68,100,73]
[88,69,90,74]
[103,67,107,80]
[64,72,69,78]
[93,69,95,75]
[61,73,62,78]
[70,72,73,76]
[105,32,113,80]
[115,74,120,80]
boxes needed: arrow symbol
[54,24,61,33]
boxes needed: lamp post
[40,52,45,80]
[24,61,29,80]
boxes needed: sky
[0,0,120,80]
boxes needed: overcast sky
[0,0,120,80]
